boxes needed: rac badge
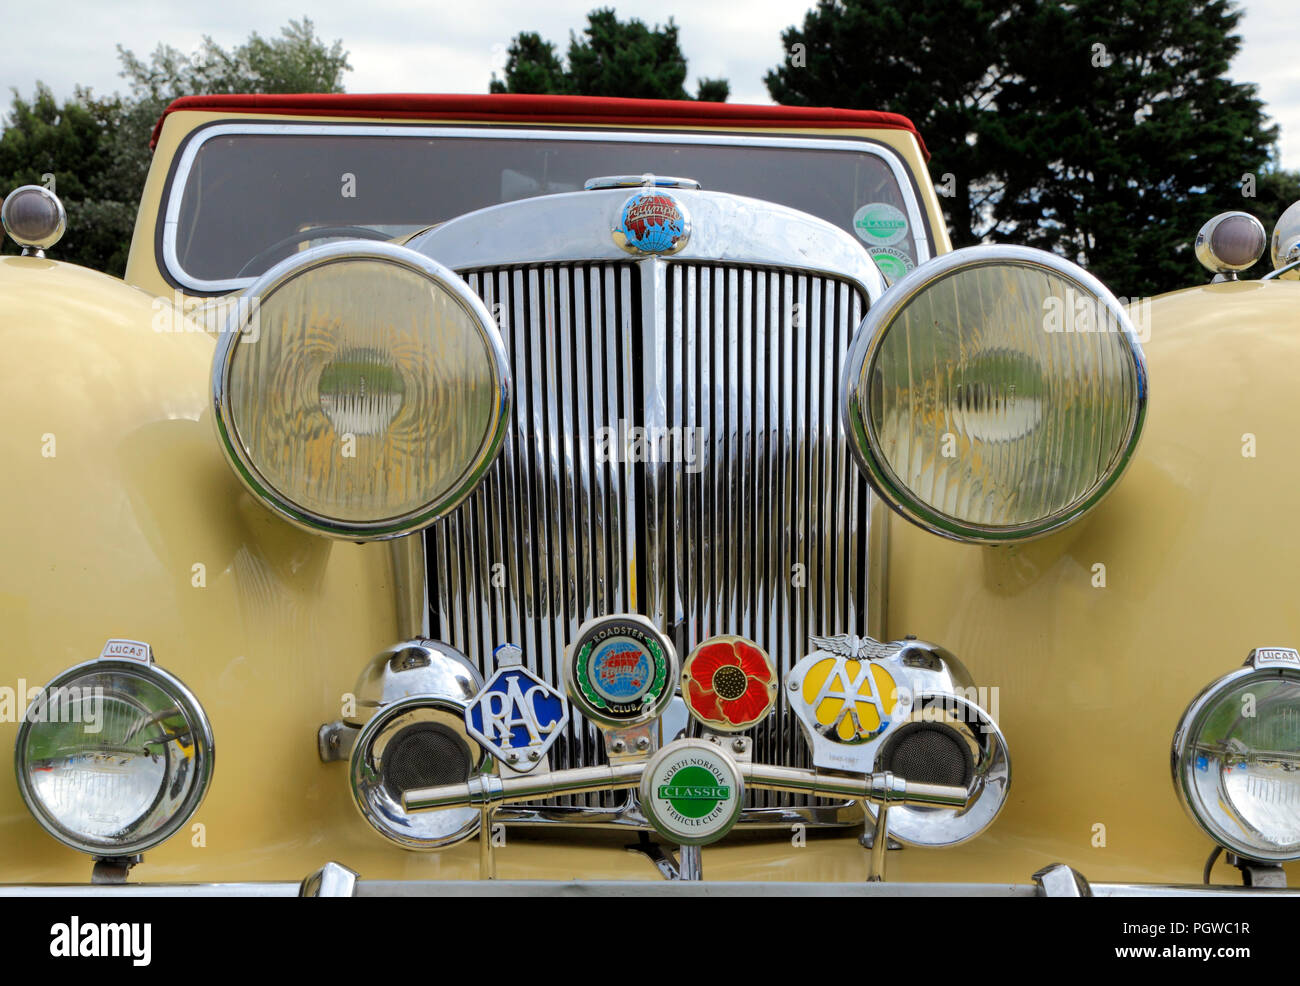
[640,739,744,846]
[465,644,567,772]
[612,189,691,256]
[565,614,678,728]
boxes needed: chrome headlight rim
[348,694,490,852]
[1172,662,1300,863]
[13,657,215,857]
[841,244,1149,544]
[865,691,1011,848]
[211,240,511,540]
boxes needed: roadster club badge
[465,643,567,771]
[565,614,677,727]
[612,189,691,256]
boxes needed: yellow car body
[1,94,1296,893]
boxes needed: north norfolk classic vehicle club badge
[640,739,745,845]
[465,644,567,771]
[612,189,691,256]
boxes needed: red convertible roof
[151,93,929,158]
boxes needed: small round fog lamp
[1271,201,1300,270]
[1172,647,1300,862]
[348,639,489,850]
[1195,211,1267,277]
[14,639,214,856]
[2,185,66,256]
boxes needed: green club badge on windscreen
[869,246,916,282]
[640,739,744,845]
[852,202,909,247]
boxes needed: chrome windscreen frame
[159,122,932,295]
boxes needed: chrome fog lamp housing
[1172,647,1300,863]
[1270,201,1300,273]
[2,184,66,256]
[842,245,1147,542]
[788,634,1009,847]
[14,639,214,857]
[858,636,1009,848]
[213,241,510,540]
[1195,211,1267,279]
[347,639,489,850]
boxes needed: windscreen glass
[168,128,922,284]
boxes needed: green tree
[766,0,1285,296]
[0,18,350,275]
[491,8,729,101]
[0,85,136,273]
[113,17,351,222]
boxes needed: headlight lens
[843,245,1147,542]
[1173,652,1300,862]
[214,241,510,539]
[14,643,214,856]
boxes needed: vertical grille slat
[430,260,872,808]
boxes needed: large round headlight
[1172,648,1300,862]
[842,246,1147,542]
[213,241,510,539]
[14,640,214,857]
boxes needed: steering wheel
[236,225,392,278]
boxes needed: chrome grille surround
[409,188,891,826]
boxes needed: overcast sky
[6,0,1299,170]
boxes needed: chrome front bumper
[1,862,1296,897]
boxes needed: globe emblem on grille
[613,189,691,256]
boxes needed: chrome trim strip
[389,535,430,639]
[0,883,302,897]
[410,187,889,290]
[162,122,926,294]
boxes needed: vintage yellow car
[2,92,1299,897]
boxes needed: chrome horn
[319,639,487,850]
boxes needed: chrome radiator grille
[427,260,872,803]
